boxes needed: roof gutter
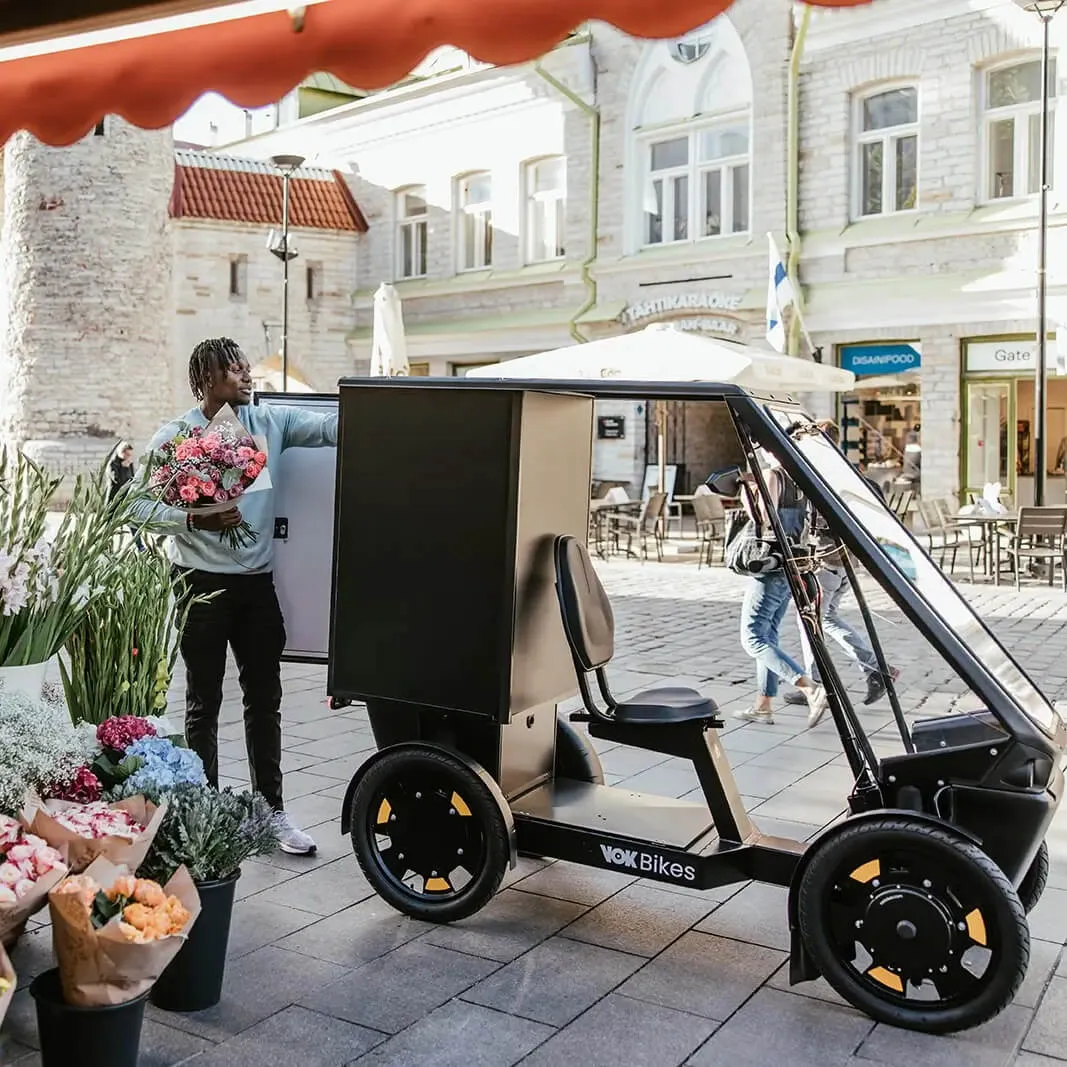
[786,3,812,358]
[533,58,599,344]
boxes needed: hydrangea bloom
[113,737,207,799]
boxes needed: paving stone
[686,987,873,1066]
[283,790,347,828]
[180,1005,383,1066]
[350,998,553,1067]
[257,823,353,872]
[598,746,671,777]
[138,1019,217,1066]
[520,991,714,1067]
[618,931,785,1021]
[233,859,301,901]
[563,882,717,957]
[1022,975,1067,1059]
[277,896,428,967]
[500,854,551,889]
[1015,1054,1067,1066]
[462,934,644,1026]
[1015,938,1062,1010]
[150,945,348,1043]
[421,888,587,962]
[511,859,637,906]
[281,769,353,800]
[290,733,380,760]
[858,1003,1032,1067]
[299,941,499,1034]
[255,856,375,917]
[225,898,319,958]
[694,881,791,952]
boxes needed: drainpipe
[786,4,813,358]
[534,57,600,344]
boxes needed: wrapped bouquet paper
[22,794,166,875]
[49,857,199,1007]
[0,943,14,1027]
[0,813,67,948]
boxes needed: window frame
[980,56,1058,204]
[455,171,494,272]
[851,81,921,220]
[523,156,567,264]
[639,113,752,250]
[228,255,247,300]
[305,262,321,302]
[395,186,429,280]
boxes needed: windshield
[771,408,1059,736]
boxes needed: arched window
[395,186,428,279]
[982,56,1057,202]
[455,172,493,271]
[524,157,566,263]
[626,17,752,251]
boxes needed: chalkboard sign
[597,416,626,440]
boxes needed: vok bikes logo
[599,843,697,883]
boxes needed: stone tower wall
[0,118,175,479]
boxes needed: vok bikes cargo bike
[263,378,1064,1035]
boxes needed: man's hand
[191,506,243,532]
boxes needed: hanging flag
[766,232,796,353]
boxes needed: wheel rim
[365,773,488,902]
[823,844,1004,1008]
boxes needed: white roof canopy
[465,325,856,393]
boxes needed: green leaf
[220,468,241,490]
[90,889,127,930]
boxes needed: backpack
[724,470,806,577]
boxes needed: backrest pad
[553,535,615,671]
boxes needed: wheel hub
[862,884,954,971]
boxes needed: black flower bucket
[150,868,240,1012]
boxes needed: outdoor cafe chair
[916,499,962,574]
[996,506,1067,591]
[933,499,983,582]
[692,490,726,568]
[614,491,668,562]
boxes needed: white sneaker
[805,685,830,729]
[734,706,775,726]
[276,812,317,856]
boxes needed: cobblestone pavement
[4,561,1067,1066]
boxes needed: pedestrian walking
[109,440,146,551]
[140,337,337,855]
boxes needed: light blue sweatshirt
[139,403,337,575]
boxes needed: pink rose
[179,485,200,503]
[245,462,262,479]
[254,451,267,466]
[202,433,222,451]
[229,486,243,499]
[6,844,34,864]
[0,863,20,886]
[0,885,15,905]
[21,835,46,851]
[213,490,229,503]
[200,480,217,496]
[237,446,254,461]
[0,816,21,848]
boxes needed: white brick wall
[171,220,359,412]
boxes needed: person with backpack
[721,452,830,729]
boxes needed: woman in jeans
[735,456,829,729]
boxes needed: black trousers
[174,568,286,809]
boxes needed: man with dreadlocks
[138,337,336,855]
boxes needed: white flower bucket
[0,661,48,700]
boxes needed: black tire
[555,717,605,784]
[1018,841,1050,915]
[797,816,1029,1034]
[350,746,509,924]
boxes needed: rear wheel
[1018,841,1049,915]
[797,816,1029,1034]
[350,747,509,924]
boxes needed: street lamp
[268,153,305,392]
[1014,0,1066,504]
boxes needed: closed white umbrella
[370,282,409,377]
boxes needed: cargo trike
[263,378,1064,1035]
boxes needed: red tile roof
[169,150,367,232]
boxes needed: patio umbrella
[369,282,409,377]
[0,0,872,147]
[466,324,856,491]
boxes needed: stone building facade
[0,117,174,474]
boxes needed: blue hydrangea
[114,736,207,798]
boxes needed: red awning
[0,0,871,147]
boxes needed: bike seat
[613,686,720,725]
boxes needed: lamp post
[268,154,305,392]
[1015,1,1065,505]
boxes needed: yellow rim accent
[867,967,904,993]
[376,799,391,826]
[965,909,987,946]
[849,860,881,884]
[425,877,451,892]
[450,792,472,817]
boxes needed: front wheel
[797,816,1029,1034]
[349,747,509,924]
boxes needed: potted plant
[138,783,280,1011]
[0,449,138,699]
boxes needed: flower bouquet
[143,403,270,550]
[49,857,199,1006]
[0,943,13,1027]
[21,794,165,875]
[0,813,68,948]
